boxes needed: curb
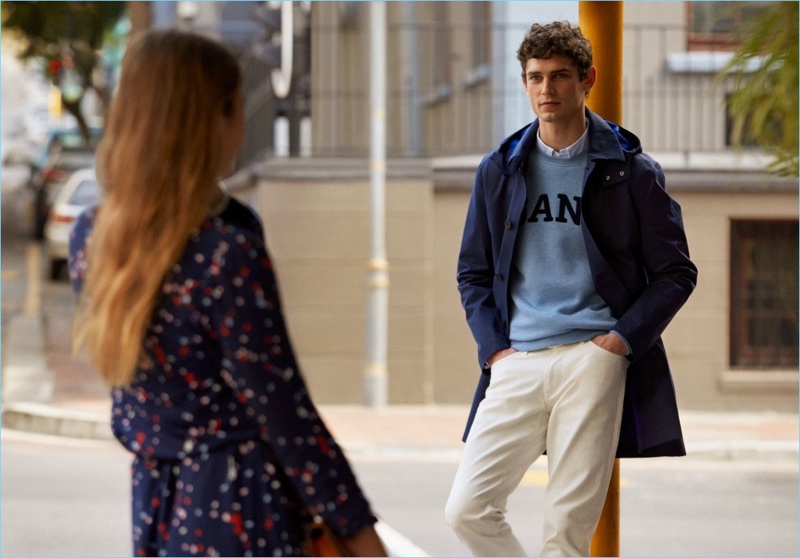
[0,402,463,461]
[1,401,114,441]
[3,401,797,465]
[682,440,798,463]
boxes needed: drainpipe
[405,2,421,156]
[364,1,389,408]
[578,2,623,557]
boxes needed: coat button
[504,219,512,229]
[619,171,625,176]
[494,273,503,281]
[605,175,611,181]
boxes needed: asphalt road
[2,428,798,557]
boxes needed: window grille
[730,219,799,368]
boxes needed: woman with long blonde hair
[70,29,385,557]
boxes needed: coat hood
[491,108,643,176]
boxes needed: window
[730,220,798,368]
[461,2,492,90]
[432,3,451,88]
[687,1,778,51]
[470,2,491,69]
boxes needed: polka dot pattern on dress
[70,198,377,557]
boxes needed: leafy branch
[719,2,798,176]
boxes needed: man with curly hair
[445,21,697,556]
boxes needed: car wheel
[33,188,47,240]
[49,258,66,281]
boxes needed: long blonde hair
[74,30,241,387]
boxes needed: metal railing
[236,17,766,161]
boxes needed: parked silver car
[44,168,100,280]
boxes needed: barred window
[687,1,778,51]
[730,220,799,367]
[432,3,451,88]
[470,2,491,68]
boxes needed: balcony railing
[238,19,770,162]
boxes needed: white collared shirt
[536,118,590,158]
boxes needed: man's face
[522,55,595,126]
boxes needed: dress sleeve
[68,208,95,296]
[203,228,377,538]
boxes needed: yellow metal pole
[591,460,621,556]
[578,2,623,557]
[580,1,623,122]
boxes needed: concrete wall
[250,160,437,405]
[431,188,480,404]
[667,184,799,412]
[246,159,798,413]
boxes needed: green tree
[2,1,126,142]
[721,1,798,176]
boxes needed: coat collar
[495,108,638,176]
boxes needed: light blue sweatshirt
[508,146,617,352]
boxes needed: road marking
[520,470,628,487]
[375,521,430,557]
[23,242,41,317]
[520,470,549,486]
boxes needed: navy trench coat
[457,108,698,458]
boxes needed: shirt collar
[536,118,590,158]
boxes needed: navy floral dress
[69,198,377,557]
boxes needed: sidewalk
[2,312,798,465]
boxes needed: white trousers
[445,341,628,557]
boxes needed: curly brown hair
[516,21,593,80]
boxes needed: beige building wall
[432,188,481,404]
[667,185,798,412]
[245,160,797,414]
[249,160,437,405]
